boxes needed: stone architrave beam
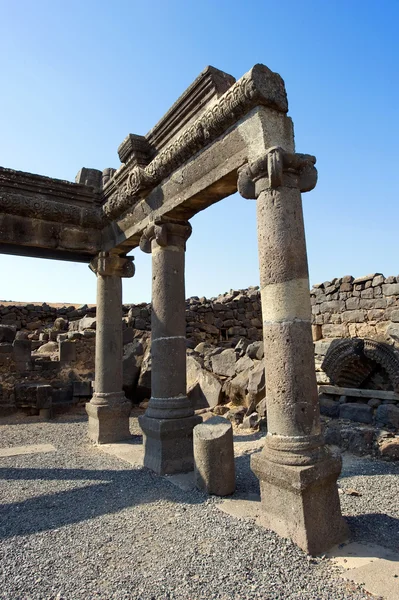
[237,147,348,555]
[138,219,201,474]
[86,252,135,443]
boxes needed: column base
[139,414,202,475]
[251,446,349,555]
[86,397,131,444]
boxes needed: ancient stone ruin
[1,63,366,554]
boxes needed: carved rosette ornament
[237,146,318,199]
[139,219,192,253]
[89,252,135,278]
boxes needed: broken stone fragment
[194,416,235,496]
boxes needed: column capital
[89,252,135,278]
[139,218,192,254]
[237,147,317,199]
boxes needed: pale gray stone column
[139,219,201,475]
[238,147,348,555]
[86,252,135,443]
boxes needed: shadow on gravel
[0,466,205,540]
[340,455,399,479]
[345,513,399,552]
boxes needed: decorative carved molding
[322,338,399,392]
[139,219,192,254]
[117,134,153,167]
[0,192,103,229]
[0,167,104,228]
[237,146,317,199]
[102,64,289,221]
[89,252,135,278]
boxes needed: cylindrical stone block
[194,416,235,496]
[146,230,192,419]
[95,274,123,395]
[257,186,320,442]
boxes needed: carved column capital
[139,219,192,254]
[89,252,135,278]
[237,147,317,199]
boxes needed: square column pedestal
[139,414,201,475]
[252,448,348,555]
[86,393,132,444]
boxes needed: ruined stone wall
[310,274,399,343]
[2,274,399,347]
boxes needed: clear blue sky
[0,0,398,304]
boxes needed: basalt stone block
[59,340,76,362]
[376,404,399,430]
[139,414,202,475]
[86,401,132,444]
[246,341,264,360]
[123,327,134,345]
[252,449,348,555]
[211,348,237,377]
[0,324,16,343]
[339,403,373,424]
[73,381,92,397]
[15,383,52,409]
[194,416,235,495]
[0,343,13,354]
[13,339,32,370]
[319,395,339,418]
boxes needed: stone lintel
[102,64,289,221]
[0,166,102,207]
[102,105,294,254]
[0,213,101,261]
[146,65,236,153]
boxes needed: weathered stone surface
[223,370,250,406]
[247,361,265,399]
[211,349,237,377]
[79,316,96,331]
[194,416,235,496]
[246,341,264,360]
[235,355,254,373]
[0,325,16,343]
[319,394,339,418]
[187,355,222,409]
[376,404,399,429]
[339,403,373,424]
[37,341,58,354]
[378,438,399,460]
[383,283,399,296]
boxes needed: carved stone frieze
[0,192,103,228]
[101,64,289,221]
[237,146,318,199]
[0,166,104,229]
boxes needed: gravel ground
[0,413,397,600]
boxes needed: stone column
[238,147,348,555]
[86,252,135,443]
[139,219,201,475]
